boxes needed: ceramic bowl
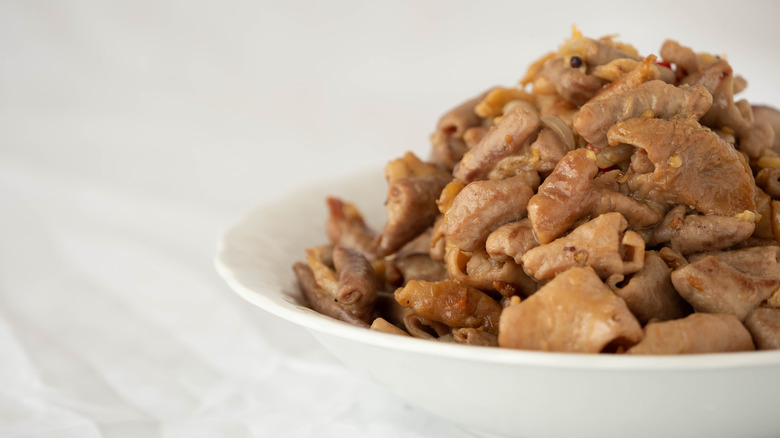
[215,167,780,438]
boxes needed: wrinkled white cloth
[2,2,779,437]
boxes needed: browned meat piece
[753,188,774,239]
[452,328,499,347]
[370,317,410,336]
[671,246,780,321]
[535,94,578,127]
[607,118,757,217]
[498,266,643,353]
[659,39,700,75]
[541,57,605,106]
[739,121,775,159]
[607,251,691,324]
[648,205,756,254]
[745,307,780,350]
[446,247,538,297]
[574,80,712,148]
[326,197,377,259]
[580,37,641,66]
[453,102,541,182]
[402,310,450,339]
[332,246,377,320]
[430,89,490,170]
[521,212,645,281]
[384,253,448,287]
[590,54,664,103]
[446,175,535,252]
[527,149,599,244]
[755,167,780,199]
[429,215,446,261]
[395,279,502,334]
[488,125,575,178]
[683,59,753,135]
[753,105,780,153]
[591,189,666,230]
[627,313,754,355]
[292,262,370,328]
[305,245,338,296]
[375,174,451,257]
[485,219,539,263]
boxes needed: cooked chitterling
[498,266,643,353]
[485,218,539,263]
[292,262,370,328]
[540,57,605,106]
[574,80,712,149]
[384,253,448,287]
[445,247,537,297]
[446,175,535,252]
[370,317,411,337]
[608,117,757,217]
[487,116,575,178]
[453,101,541,183]
[607,251,691,324]
[452,328,499,347]
[526,149,599,244]
[682,59,753,136]
[375,173,451,257]
[394,279,502,334]
[521,212,644,281]
[333,246,378,313]
[752,105,780,153]
[744,307,780,350]
[671,246,780,321]
[659,39,700,76]
[648,205,756,255]
[755,167,780,199]
[627,313,754,355]
[430,89,490,170]
[326,197,377,259]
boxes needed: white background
[2,1,779,437]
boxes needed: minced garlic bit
[585,149,598,161]
[639,108,655,118]
[720,126,735,135]
[734,210,757,223]
[668,155,683,168]
[509,295,521,306]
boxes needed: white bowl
[215,167,780,438]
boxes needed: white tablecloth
[2,2,779,437]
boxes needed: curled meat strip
[671,246,780,321]
[541,57,605,106]
[453,101,541,182]
[521,212,645,281]
[445,247,537,297]
[648,205,756,254]
[607,251,691,324]
[753,105,780,153]
[498,266,643,353]
[659,39,700,75]
[744,308,780,350]
[326,197,376,259]
[446,175,535,252]
[394,279,502,334]
[430,89,490,170]
[574,80,712,148]
[527,149,664,244]
[292,262,370,328]
[627,313,754,355]
[608,117,757,217]
[375,173,451,257]
[683,59,753,135]
[485,218,539,263]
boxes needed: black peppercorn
[570,55,583,69]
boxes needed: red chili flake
[655,61,672,69]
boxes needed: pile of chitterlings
[292,29,780,354]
